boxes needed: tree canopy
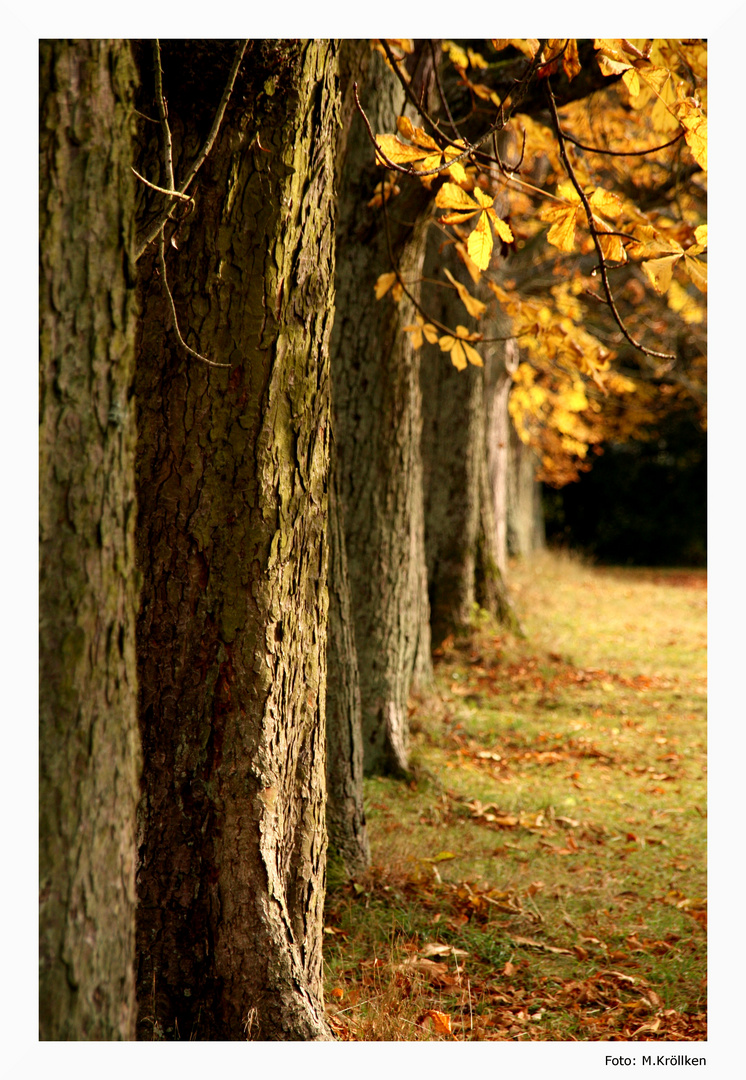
[366,38,706,485]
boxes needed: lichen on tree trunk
[133,39,338,1040]
[39,38,141,1040]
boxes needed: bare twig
[356,40,545,183]
[545,81,675,362]
[157,233,230,368]
[152,40,175,191]
[135,40,249,261]
[561,129,685,157]
[131,166,193,202]
[179,40,249,193]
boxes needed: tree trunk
[132,40,337,1040]
[332,43,432,778]
[39,39,141,1040]
[421,239,520,646]
[325,446,370,879]
[507,425,546,558]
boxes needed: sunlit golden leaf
[455,241,482,284]
[589,188,623,218]
[375,134,429,166]
[684,255,707,293]
[622,68,640,98]
[641,255,679,293]
[444,268,486,318]
[467,48,488,69]
[435,182,480,214]
[375,272,397,299]
[486,208,514,243]
[563,38,581,81]
[463,340,483,367]
[674,101,707,170]
[638,65,670,95]
[421,1010,454,1036]
[467,212,494,269]
[545,206,579,252]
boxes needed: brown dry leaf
[420,942,469,959]
[630,1017,661,1037]
[399,957,450,979]
[511,935,573,955]
[502,961,516,977]
[420,1009,455,1037]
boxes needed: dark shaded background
[543,405,706,567]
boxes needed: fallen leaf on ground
[511,935,573,955]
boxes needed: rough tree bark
[332,42,433,778]
[421,238,521,647]
[39,39,141,1040]
[325,447,370,879]
[132,40,337,1040]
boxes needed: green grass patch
[324,552,707,1041]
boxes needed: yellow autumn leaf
[595,223,626,263]
[554,408,581,436]
[667,279,705,324]
[589,188,623,219]
[638,65,670,96]
[375,272,397,299]
[455,242,482,284]
[444,268,486,318]
[562,384,589,412]
[684,255,707,293]
[367,176,400,208]
[439,326,482,370]
[491,39,539,59]
[403,314,440,349]
[375,134,430,166]
[627,225,683,262]
[545,206,580,252]
[443,40,469,69]
[440,334,467,370]
[641,255,680,293]
[396,115,439,150]
[486,208,514,244]
[463,340,484,367]
[674,100,707,170]
[563,38,581,81]
[437,184,509,270]
[435,182,481,219]
[467,212,494,270]
[467,48,488,69]
[622,68,640,98]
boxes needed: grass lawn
[323,551,707,1041]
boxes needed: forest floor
[323,550,707,1042]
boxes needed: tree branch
[135,40,248,262]
[545,81,675,362]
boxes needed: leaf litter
[324,554,706,1040]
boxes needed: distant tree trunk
[507,426,546,557]
[39,39,141,1040]
[484,338,518,575]
[325,448,370,879]
[133,39,336,1041]
[332,43,432,777]
[421,238,520,646]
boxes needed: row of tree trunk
[39,39,542,1041]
